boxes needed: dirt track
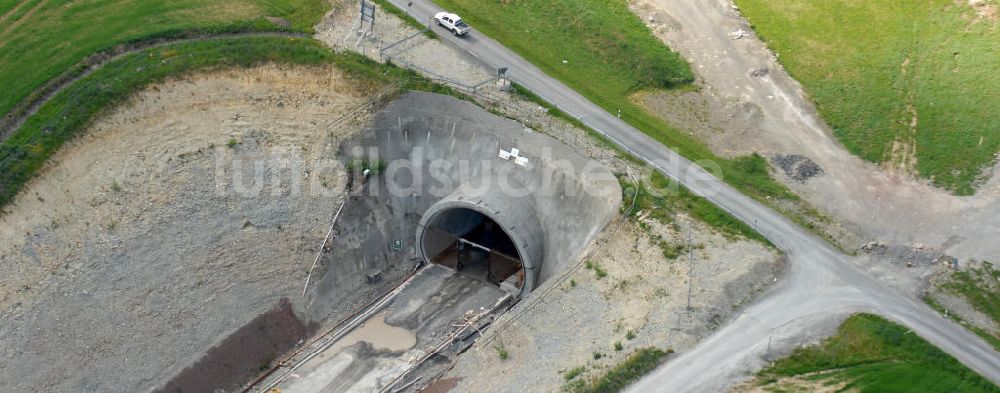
[631,0,1000,264]
[0,65,367,392]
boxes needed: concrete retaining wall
[308,91,619,313]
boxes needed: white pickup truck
[433,12,470,36]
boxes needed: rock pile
[772,154,824,183]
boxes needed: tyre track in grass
[0,0,31,24]
[0,0,47,37]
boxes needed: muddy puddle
[326,311,416,355]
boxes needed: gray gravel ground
[0,66,368,392]
[443,218,783,392]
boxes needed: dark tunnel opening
[420,208,525,290]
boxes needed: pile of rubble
[860,241,958,268]
[772,154,824,183]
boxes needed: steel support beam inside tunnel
[421,212,524,290]
[417,181,544,295]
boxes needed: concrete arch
[416,180,544,296]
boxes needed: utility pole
[686,221,694,310]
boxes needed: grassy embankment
[754,314,1000,393]
[621,173,771,245]
[735,0,1000,195]
[0,35,456,210]
[927,261,1000,351]
[563,347,670,393]
[512,85,770,245]
[432,0,800,212]
[0,0,328,120]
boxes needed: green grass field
[735,0,1000,195]
[434,0,693,92]
[0,0,327,119]
[756,314,1000,392]
[431,0,800,207]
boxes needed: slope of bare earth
[441,211,784,392]
[0,65,368,392]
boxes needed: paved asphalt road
[381,0,1000,390]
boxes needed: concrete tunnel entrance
[416,182,545,297]
[419,208,525,292]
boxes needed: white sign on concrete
[499,147,529,167]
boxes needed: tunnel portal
[420,208,525,291]
[416,181,545,297]
[351,92,621,299]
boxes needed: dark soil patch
[156,298,316,393]
[419,377,463,393]
[772,154,824,183]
